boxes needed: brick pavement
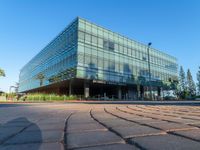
[0,103,200,149]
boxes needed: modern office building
[19,17,178,100]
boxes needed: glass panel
[92,35,98,45]
[98,38,103,48]
[78,31,84,42]
[85,33,91,44]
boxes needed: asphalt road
[1,102,200,150]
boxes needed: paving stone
[147,121,196,131]
[172,129,200,141]
[68,123,106,133]
[25,123,65,131]
[188,122,200,127]
[101,119,138,128]
[112,124,165,138]
[92,113,118,120]
[1,103,200,150]
[1,122,32,127]
[37,119,66,124]
[69,117,96,124]
[67,130,124,149]
[5,130,63,144]
[130,134,200,150]
[0,143,64,150]
[0,127,24,143]
[75,143,139,150]
[135,119,164,124]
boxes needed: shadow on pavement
[0,104,34,108]
[0,117,42,150]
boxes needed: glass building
[19,17,178,100]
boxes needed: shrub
[19,93,77,101]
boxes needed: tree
[197,66,200,95]
[36,73,45,86]
[0,68,5,77]
[186,69,196,96]
[177,66,188,99]
[179,66,186,91]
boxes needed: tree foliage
[0,68,5,77]
[197,66,200,95]
[179,66,186,92]
[36,73,45,86]
[177,66,197,99]
[186,69,196,96]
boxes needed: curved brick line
[64,113,74,150]
[109,106,200,144]
[90,109,145,149]
[126,106,178,123]
[102,107,150,150]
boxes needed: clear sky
[0,0,200,92]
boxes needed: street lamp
[147,42,153,100]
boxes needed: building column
[84,82,89,99]
[160,87,164,100]
[158,87,161,96]
[104,93,107,100]
[140,85,144,100]
[118,86,122,100]
[69,80,72,95]
[137,84,141,100]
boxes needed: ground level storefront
[24,79,166,100]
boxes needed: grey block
[113,125,165,138]
[68,123,106,133]
[0,127,24,143]
[131,134,200,150]
[25,123,65,131]
[147,121,196,131]
[5,130,63,144]
[0,143,64,150]
[172,129,200,141]
[67,131,123,149]
[75,143,139,150]
[101,119,138,128]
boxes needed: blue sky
[0,0,200,92]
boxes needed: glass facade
[19,17,178,94]
[76,18,178,86]
[19,18,78,92]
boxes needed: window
[98,29,103,36]
[103,40,115,51]
[91,26,97,34]
[108,41,114,51]
[84,54,91,64]
[78,45,84,53]
[119,64,123,72]
[124,47,128,54]
[119,45,123,53]
[103,40,109,50]
[109,61,115,71]
[115,43,119,52]
[85,33,91,44]
[98,59,103,68]
[79,20,85,30]
[85,24,91,32]
[85,46,91,54]
[104,60,109,70]
[91,57,97,67]
[128,48,132,56]
[98,38,103,48]
[78,31,84,42]
[78,53,84,64]
[92,35,98,45]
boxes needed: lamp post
[147,42,153,100]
